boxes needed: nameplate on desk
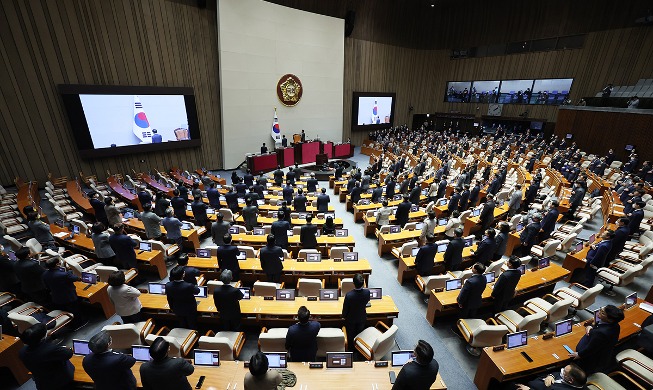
[433,288,444,293]
[297,259,305,262]
[333,258,342,262]
[374,361,388,367]
[492,345,505,352]
[542,333,554,340]
[307,296,317,301]
[264,296,274,301]
[309,362,324,369]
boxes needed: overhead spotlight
[431,3,435,7]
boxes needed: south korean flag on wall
[133,96,152,143]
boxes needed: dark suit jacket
[190,201,208,225]
[260,245,284,275]
[206,187,221,207]
[165,280,200,317]
[306,178,318,193]
[177,185,189,201]
[283,186,294,203]
[520,222,541,246]
[217,245,241,279]
[491,269,521,310]
[42,268,79,305]
[457,274,486,311]
[395,201,412,226]
[608,226,630,259]
[286,170,296,184]
[540,208,559,235]
[212,284,244,320]
[293,195,308,212]
[371,188,383,203]
[392,359,440,390]
[479,200,495,229]
[274,170,284,184]
[140,357,194,390]
[468,186,480,207]
[586,240,612,269]
[285,321,321,362]
[317,194,330,212]
[170,196,187,220]
[475,237,497,265]
[13,258,46,294]
[90,198,108,224]
[629,209,644,235]
[82,351,137,390]
[409,186,421,204]
[109,233,138,268]
[181,266,200,285]
[448,193,461,213]
[576,322,620,373]
[386,181,396,198]
[444,237,465,271]
[415,243,437,275]
[244,173,255,187]
[224,191,239,210]
[300,224,318,249]
[525,372,588,390]
[350,187,363,204]
[20,341,75,390]
[271,220,291,248]
[137,191,153,207]
[342,288,370,324]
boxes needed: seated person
[244,351,282,390]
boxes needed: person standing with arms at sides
[493,222,510,260]
[392,340,439,390]
[306,172,318,193]
[140,337,194,390]
[213,269,244,331]
[42,257,87,330]
[371,184,384,203]
[89,191,109,226]
[285,306,321,362]
[507,184,522,218]
[13,247,49,304]
[242,198,259,231]
[91,222,116,267]
[420,211,438,244]
[224,186,239,212]
[491,256,522,312]
[244,168,255,187]
[479,194,496,232]
[271,211,291,249]
[107,271,142,324]
[444,228,465,272]
[519,214,541,257]
[82,331,137,390]
[570,305,624,374]
[627,201,645,236]
[293,188,308,212]
[415,234,438,276]
[350,181,363,205]
[140,203,162,240]
[386,176,397,199]
[273,165,284,186]
[165,266,200,329]
[539,201,560,241]
[300,215,318,249]
[444,210,462,238]
[279,201,292,223]
[409,181,421,205]
[19,323,75,390]
[563,181,585,220]
[342,273,371,350]
[581,230,613,287]
[104,197,123,228]
[286,167,296,185]
[211,213,230,246]
[26,212,56,251]
[176,180,189,201]
[472,229,497,266]
[448,188,461,214]
[281,134,288,147]
[109,224,138,269]
[244,351,283,390]
[300,129,306,142]
[177,253,200,285]
[395,195,412,228]
[607,217,630,263]
[260,234,284,283]
[170,189,187,221]
[457,263,487,319]
[468,181,481,209]
[190,195,208,228]
[217,234,241,281]
[206,182,221,209]
[377,200,393,227]
[282,180,294,204]
[317,187,330,212]
[459,184,471,211]
[162,208,183,250]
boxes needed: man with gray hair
[212,269,244,331]
[162,207,183,249]
[82,331,137,390]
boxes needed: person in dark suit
[581,230,613,287]
[493,222,510,260]
[282,181,294,204]
[458,185,470,211]
[13,247,49,304]
[627,201,645,236]
[109,224,139,269]
[170,189,187,221]
[42,258,86,329]
[607,217,630,263]
[444,228,465,272]
[273,166,284,186]
[350,182,363,205]
[176,181,189,202]
[306,173,318,193]
[260,234,284,282]
[205,182,220,208]
[539,201,560,241]
[342,273,370,350]
[491,256,522,312]
[563,182,585,220]
[270,212,291,249]
[448,188,461,214]
[392,340,439,390]
[398,175,410,195]
[478,194,496,232]
[175,254,200,285]
[293,188,308,212]
[281,135,288,147]
[165,266,200,329]
[260,142,269,154]
[212,269,244,331]
[286,168,296,185]
[151,129,162,143]
[395,196,412,227]
[386,176,397,199]
[523,179,541,211]
[473,229,497,266]
[457,263,487,319]
[409,182,421,205]
[89,192,109,226]
[224,187,238,212]
[300,129,306,142]
[190,196,208,227]
[515,364,588,390]
[468,182,481,209]
[334,163,344,180]
[371,185,384,203]
[519,214,542,257]
[82,331,137,390]
[300,215,319,249]
[571,305,624,374]
[137,186,153,208]
[217,234,241,281]
[285,305,321,362]
[19,323,75,390]
[140,337,194,390]
[415,234,437,276]
[241,198,258,231]
[316,188,330,212]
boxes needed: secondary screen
[357,97,393,125]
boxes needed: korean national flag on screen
[271,108,281,145]
[133,96,152,143]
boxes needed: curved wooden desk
[66,180,92,214]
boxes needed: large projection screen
[218,0,344,168]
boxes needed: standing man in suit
[82,331,137,390]
[468,181,481,209]
[140,203,162,240]
[165,266,200,329]
[415,234,438,276]
[627,201,645,236]
[190,196,208,228]
[491,256,522,312]
[224,187,239,212]
[342,274,370,351]
[458,185,471,211]
[317,188,330,212]
[371,185,384,203]
[392,340,440,390]
[140,337,194,390]
[507,184,522,218]
[523,179,541,211]
[26,212,56,250]
[306,173,318,193]
[244,168,255,187]
[409,182,421,205]
[19,323,75,390]
[176,180,189,201]
[539,201,560,241]
[206,182,221,209]
[563,181,585,220]
[570,305,624,374]
[350,182,363,205]
[151,129,162,143]
[273,166,284,186]
[395,195,412,227]
[281,134,288,147]
[607,217,630,263]
[89,192,109,226]
[581,230,613,287]
[386,176,397,199]
[448,188,461,214]
[109,224,138,269]
[300,215,318,249]
[479,194,496,232]
[286,168,296,185]
[260,234,284,282]
[271,212,291,249]
[211,213,230,246]
[300,129,306,142]
[13,247,49,304]
[170,189,187,221]
[293,188,308,212]
[519,214,542,257]
[444,228,465,272]
[473,229,497,266]
[282,181,294,204]
[42,258,87,330]
[457,263,487,319]
[241,198,258,231]
[212,269,244,331]
[217,234,241,281]
[285,306,321,362]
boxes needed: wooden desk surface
[474,299,652,390]
[231,233,356,246]
[0,336,30,385]
[396,245,477,284]
[66,180,93,214]
[107,176,141,211]
[140,174,174,197]
[124,218,202,249]
[235,216,344,227]
[187,257,372,274]
[74,281,115,318]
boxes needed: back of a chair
[145,334,182,357]
[69,219,89,235]
[404,222,417,231]
[577,284,603,309]
[293,226,302,235]
[258,328,288,352]
[103,323,143,350]
[339,278,355,296]
[298,278,322,297]
[64,258,85,277]
[95,266,119,283]
[218,208,234,222]
[198,335,235,360]
[471,323,509,348]
[542,240,562,257]
[25,238,43,255]
[459,210,472,223]
[519,311,547,335]
[8,312,39,333]
[486,259,504,276]
[330,246,350,259]
[560,233,578,251]
[400,240,418,256]
[297,249,319,260]
[316,328,346,358]
[253,281,278,296]
[548,298,574,323]
[586,373,627,390]
[371,325,398,360]
[3,235,23,251]
[237,246,256,258]
[423,275,450,292]
[380,225,392,234]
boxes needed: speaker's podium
[293,133,302,144]
[316,153,328,165]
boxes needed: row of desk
[247,142,355,175]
